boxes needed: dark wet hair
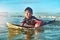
[24,7,33,14]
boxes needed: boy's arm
[20,20,26,26]
[34,20,43,28]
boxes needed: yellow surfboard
[6,22,24,29]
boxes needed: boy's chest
[25,19,35,25]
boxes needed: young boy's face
[25,10,32,19]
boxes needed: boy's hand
[18,27,23,29]
[35,23,40,28]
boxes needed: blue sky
[0,0,60,15]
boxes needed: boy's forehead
[25,10,31,13]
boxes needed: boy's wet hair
[25,7,33,14]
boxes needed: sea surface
[0,15,60,40]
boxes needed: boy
[20,7,55,28]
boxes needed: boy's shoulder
[32,16,36,18]
[32,16,39,20]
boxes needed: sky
[0,0,60,15]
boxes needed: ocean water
[0,15,60,40]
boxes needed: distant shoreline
[0,15,60,18]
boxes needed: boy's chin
[26,17,30,19]
[27,17,29,19]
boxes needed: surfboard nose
[6,22,23,29]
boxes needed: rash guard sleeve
[20,18,26,26]
[35,20,43,27]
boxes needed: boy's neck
[26,16,32,19]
